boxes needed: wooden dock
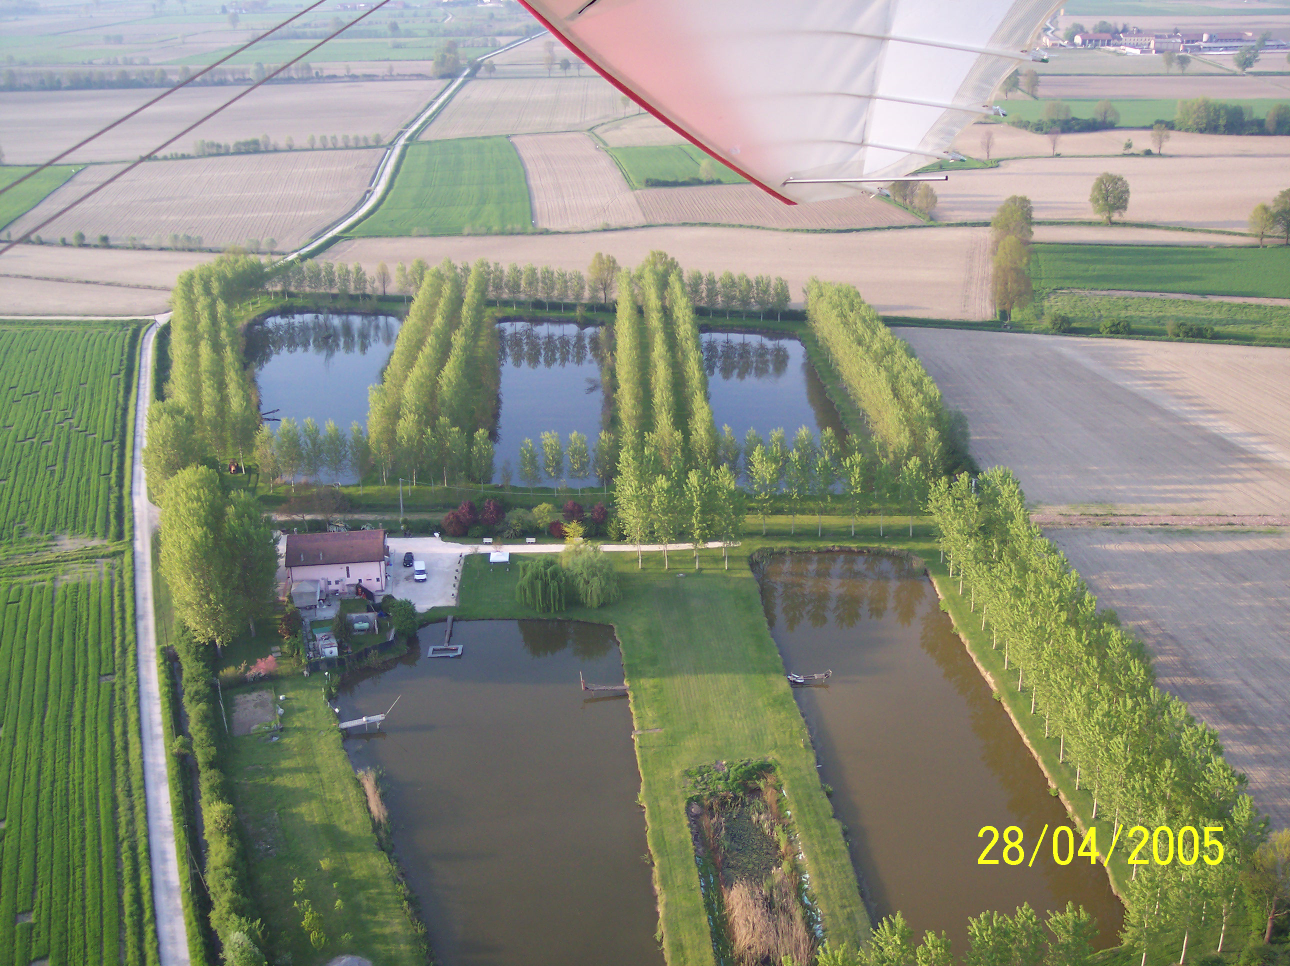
[338,696,400,732]
[580,671,628,694]
[428,615,462,658]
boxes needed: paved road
[131,316,191,966]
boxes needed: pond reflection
[760,553,1123,952]
[338,620,660,966]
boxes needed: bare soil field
[894,328,1290,513]
[421,77,629,140]
[1038,73,1290,100]
[0,79,446,165]
[514,133,645,231]
[0,276,172,316]
[1031,224,1256,245]
[1049,528,1290,829]
[1034,47,1229,75]
[0,246,209,315]
[637,183,920,231]
[595,114,686,147]
[8,150,380,251]
[957,122,1290,160]
[332,224,994,318]
[933,154,1290,231]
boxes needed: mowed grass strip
[0,165,80,232]
[608,144,745,189]
[449,550,868,965]
[1033,243,1290,299]
[349,136,532,237]
[994,97,1289,127]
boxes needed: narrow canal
[758,552,1123,952]
[337,620,662,966]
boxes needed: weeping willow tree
[561,543,621,608]
[516,556,568,613]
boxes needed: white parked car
[413,560,427,583]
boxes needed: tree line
[929,467,1269,964]
[362,258,500,486]
[805,279,972,478]
[1249,189,1290,247]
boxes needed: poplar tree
[566,431,590,483]
[541,430,564,486]
[519,438,541,492]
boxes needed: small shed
[290,579,322,610]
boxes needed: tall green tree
[519,437,541,492]
[650,473,683,569]
[566,430,590,484]
[321,419,348,482]
[541,430,565,487]
[275,417,303,489]
[348,423,371,492]
[222,492,279,635]
[1089,172,1130,224]
[143,400,213,503]
[159,466,239,645]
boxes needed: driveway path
[131,316,190,966]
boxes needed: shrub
[480,498,505,527]
[466,524,486,538]
[531,502,558,529]
[502,508,533,538]
[590,502,609,535]
[516,556,568,612]
[1045,312,1073,333]
[456,500,478,526]
[562,500,584,522]
[1099,316,1131,335]
[388,599,417,639]
[278,604,303,640]
[548,520,565,538]
[1167,318,1217,339]
[441,509,469,537]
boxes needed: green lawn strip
[346,137,532,237]
[223,673,425,966]
[1036,291,1290,345]
[607,145,745,189]
[993,98,1289,126]
[924,554,1133,900]
[0,165,81,233]
[1033,243,1290,299]
[440,545,869,963]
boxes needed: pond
[247,311,401,482]
[337,620,662,966]
[758,552,1122,952]
[494,320,609,486]
[702,332,847,448]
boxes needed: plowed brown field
[0,246,212,315]
[1050,528,1290,830]
[595,114,686,147]
[1039,73,1290,100]
[894,327,1290,513]
[955,122,1290,160]
[422,78,628,140]
[0,79,447,165]
[637,183,920,231]
[8,150,380,250]
[514,133,645,231]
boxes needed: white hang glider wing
[517,0,1056,204]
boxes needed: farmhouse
[284,529,389,597]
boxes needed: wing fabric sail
[518,0,1059,204]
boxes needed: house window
[346,566,351,578]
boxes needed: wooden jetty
[428,616,462,658]
[787,670,832,686]
[338,695,401,732]
[580,671,628,694]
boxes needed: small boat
[787,670,832,686]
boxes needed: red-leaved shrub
[457,500,479,526]
[481,498,505,527]
[562,500,585,522]
[441,510,469,537]
[548,520,565,538]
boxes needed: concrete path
[131,316,191,966]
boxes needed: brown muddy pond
[338,620,662,966]
[759,552,1122,951]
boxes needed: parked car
[413,560,427,583]
[402,551,414,568]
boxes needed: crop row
[0,574,152,965]
[0,324,139,547]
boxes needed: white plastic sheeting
[518,0,1058,203]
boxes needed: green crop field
[0,323,139,549]
[608,144,745,189]
[0,575,154,966]
[995,98,1289,128]
[0,166,81,234]
[1032,243,1290,299]
[348,137,532,237]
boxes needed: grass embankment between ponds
[0,164,80,233]
[345,136,533,237]
[437,540,872,965]
[1033,243,1290,299]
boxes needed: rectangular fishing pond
[337,619,662,966]
[758,552,1123,952]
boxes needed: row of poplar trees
[366,258,500,485]
[930,467,1266,965]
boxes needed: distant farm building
[284,529,389,598]
[1072,32,1115,47]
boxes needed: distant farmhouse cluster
[1062,27,1289,56]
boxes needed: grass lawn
[1032,243,1290,299]
[607,144,745,189]
[0,164,81,233]
[993,98,1290,128]
[224,672,425,966]
[348,137,532,237]
[1037,291,1290,345]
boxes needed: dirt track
[1050,528,1290,830]
[0,80,447,165]
[894,328,1290,514]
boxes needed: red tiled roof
[285,530,386,567]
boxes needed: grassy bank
[347,136,532,237]
[1033,243,1290,299]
